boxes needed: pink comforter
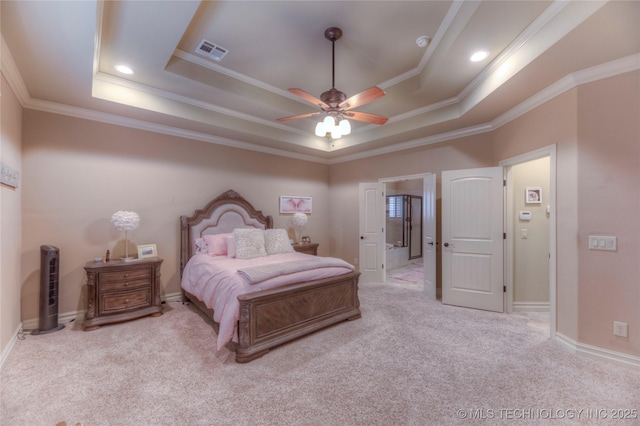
[181,252,354,350]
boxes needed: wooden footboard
[183,271,361,363]
[236,271,361,363]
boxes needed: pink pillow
[226,235,236,258]
[203,233,232,256]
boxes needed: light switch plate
[588,235,617,251]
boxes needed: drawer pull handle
[124,273,129,278]
[124,282,129,287]
[124,299,129,304]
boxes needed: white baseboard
[513,302,550,312]
[0,323,23,369]
[163,292,183,303]
[21,292,185,331]
[5,292,185,368]
[555,332,640,371]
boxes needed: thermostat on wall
[519,211,532,221]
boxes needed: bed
[180,189,361,363]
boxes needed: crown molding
[1,35,30,105]
[4,24,637,167]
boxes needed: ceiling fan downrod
[321,27,347,106]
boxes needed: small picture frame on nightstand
[137,244,157,259]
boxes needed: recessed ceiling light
[114,64,134,75]
[470,51,489,62]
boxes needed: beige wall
[21,110,330,322]
[576,71,640,355]
[328,135,495,265]
[511,157,550,304]
[5,69,638,361]
[1,73,23,357]
[493,89,580,340]
[331,71,639,357]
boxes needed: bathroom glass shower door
[407,195,423,260]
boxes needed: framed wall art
[525,187,542,204]
[279,196,312,213]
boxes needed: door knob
[360,236,364,240]
[444,242,449,247]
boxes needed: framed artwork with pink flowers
[279,196,312,213]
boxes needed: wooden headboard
[179,190,273,276]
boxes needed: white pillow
[233,228,266,259]
[264,229,294,255]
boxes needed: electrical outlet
[521,228,528,239]
[613,321,628,338]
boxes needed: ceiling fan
[277,27,388,139]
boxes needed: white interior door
[442,167,504,312]
[359,182,385,282]
[423,174,436,299]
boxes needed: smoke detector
[416,35,431,48]
[195,39,229,61]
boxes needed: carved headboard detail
[179,190,273,276]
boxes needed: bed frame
[180,189,361,363]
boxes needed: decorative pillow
[194,238,208,254]
[225,235,236,258]
[264,229,294,255]
[203,233,232,256]
[233,228,266,259]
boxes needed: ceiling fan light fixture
[339,118,351,135]
[314,122,326,137]
[276,27,387,134]
[323,116,335,127]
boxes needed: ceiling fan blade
[276,111,322,122]
[339,86,385,110]
[344,110,389,125]
[288,88,330,109]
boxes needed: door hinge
[503,232,506,239]
[503,179,506,187]
[382,264,384,269]
[503,285,506,293]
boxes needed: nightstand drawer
[101,268,150,283]
[100,276,150,292]
[100,289,151,313]
[84,257,163,330]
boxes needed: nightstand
[292,242,319,256]
[83,257,163,330]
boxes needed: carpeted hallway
[1,281,638,425]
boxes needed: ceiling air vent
[195,39,229,61]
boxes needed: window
[387,196,403,218]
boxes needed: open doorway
[386,189,424,289]
[501,145,556,338]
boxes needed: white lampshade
[315,121,326,137]
[323,115,335,127]
[111,211,140,231]
[111,211,140,260]
[338,119,351,135]
[330,126,342,139]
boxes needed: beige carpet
[1,281,638,425]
